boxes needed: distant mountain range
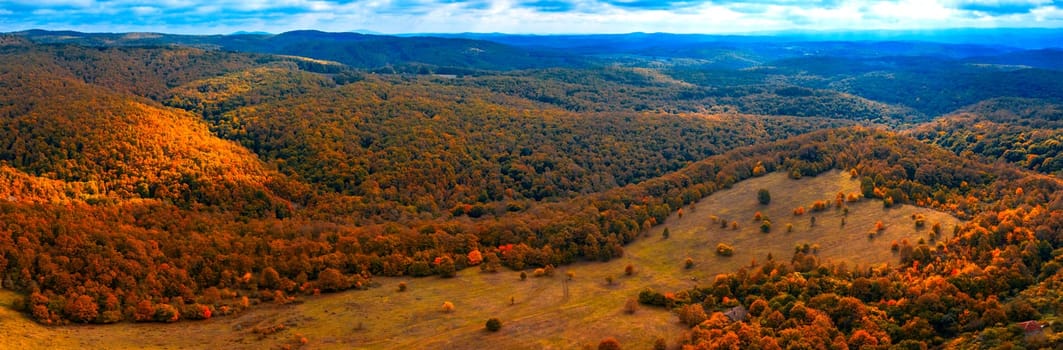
[8,28,1063,72]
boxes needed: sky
[1,0,1063,35]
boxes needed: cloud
[953,0,1057,15]
[0,0,1062,34]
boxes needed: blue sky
[1,0,1062,34]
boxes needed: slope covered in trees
[910,98,1063,175]
[166,69,851,221]
[0,53,299,212]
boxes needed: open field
[0,170,963,349]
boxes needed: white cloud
[1,0,1063,34]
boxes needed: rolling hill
[0,30,1061,349]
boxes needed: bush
[154,304,179,323]
[624,264,635,276]
[716,243,735,256]
[598,337,621,350]
[485,318,502,332]
[760,219,772,233]
[913,214,926,228]
[677,304,708,326]
[757,189,771,205]
[397,282,407,292]
[638,289,667,306]
[441,301,455,313]
[684,257,695,269]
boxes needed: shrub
[434,256,457,278]
[598,337,621,350]
[677,304,708,326]
[684,257,694,269]
[793,207,806,216]
[154,304,179,323]
[533,268,546,277]
[811,200,828,212]
[397,282,407,292]
[519,271,527,281]
[638,289,667,306]
[441,301,455,313]
[485,318,502,332]
[753,162,766,176]
[624,264,635,276]
[760,219,772,233]
[64,294,99,323]
[757,189,771,205]
[662,227,670,239]
[913,214,926,228]
[716,243,735,256]
[847,192,861,202]
[316,268,349,291]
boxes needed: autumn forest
[1,30,1062,349]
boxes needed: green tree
[485,318,502,332]
[757,188,771,205]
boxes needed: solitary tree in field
[757,189,771,205]
[485,318,502,332]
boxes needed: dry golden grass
[0,170,962,349]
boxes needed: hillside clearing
[0,170,962,349]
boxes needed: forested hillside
[0,30,1061,349]
[910,98,1063,175]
